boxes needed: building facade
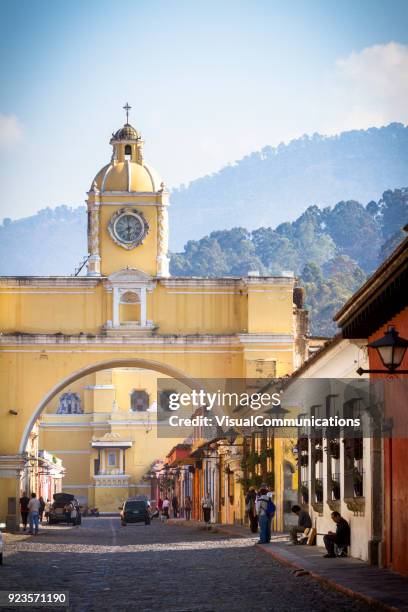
[335,233,408,575]
[39,368,184,512]
[0,116,309,525]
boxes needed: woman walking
[162,496,170,522]
[245,487,258,533]
[201,491,213,526]
[38,496,45,523]
[184,496,192,520]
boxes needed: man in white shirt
[28,493,41,535]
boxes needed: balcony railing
[94,469,127,476]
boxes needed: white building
[284,335,378,562]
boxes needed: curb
[256,544,399,612]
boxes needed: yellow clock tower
[87,105,169,279]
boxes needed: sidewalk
[170,519,408,611]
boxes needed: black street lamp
[357,327,408,375]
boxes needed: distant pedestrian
[171,495,179,518]
[289,505,312,544]
[70,504,78,526]
[184,496,192,520]
[201,491,213,525]
[256,485,275,544]
[44,499,52,523]
[39,496,45,523]
[162,496,170,521]
[19,491,30,531]
[245,487,258,533]
[28,492,41,535]
[64,502,72,524]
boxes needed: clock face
[108,208,149,249]
[114,214,144,244]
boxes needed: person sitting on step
[288,505,312,544]
[323,511,350,558]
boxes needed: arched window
[124,144,132,160]
[120,291,140,324]
[130,390,149,412]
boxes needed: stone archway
[19,357,203,453]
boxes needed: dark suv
[49,493,81,525]
[120,499,151,526]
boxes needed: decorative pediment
[108,268,153,284]
[92,432,123,442]
[91,431,133,448]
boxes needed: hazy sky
[1,0,407,220]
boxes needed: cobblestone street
[0,518,380,611]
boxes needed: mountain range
[1,123,408,334]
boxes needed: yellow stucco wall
[98,202,158,277]
[0,120,307,522]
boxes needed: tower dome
[111,123,141,141]
[91,119,162,194]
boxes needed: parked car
[119,498,151,526]
[48,493,81,525]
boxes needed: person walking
[171,495,179,518]
[256,485,275,544]
[289,504,312,544]
[184,496,192,520]
[64,502,72,525]
[44,499,52,523]
[245,487,258,533]
[201,491,213,526]
[19,491,30,531]
[162,496,170,522]
[38,496,46,523]
[28,492,41,535]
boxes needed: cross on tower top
[123,102,131,124]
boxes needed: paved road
[0,518,376,611]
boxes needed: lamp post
[357,327,408,375]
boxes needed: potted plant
[315,479,323,503]
[300,483,309,503]
[265,472,274,488]
[313,447,323,463]
[331,479,341,500]
[298,437,308,452]
[353,468,363,497]
[354,438,363,461]
[328,439,340,459]
[300,454,309,467]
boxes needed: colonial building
[0,112,309,526]
[283,336,372,562]
[335,231,408,575]
[39,368,183,512]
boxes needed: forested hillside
[171,188,408,334]
[1,122,408,335]
[170,123,408,248]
